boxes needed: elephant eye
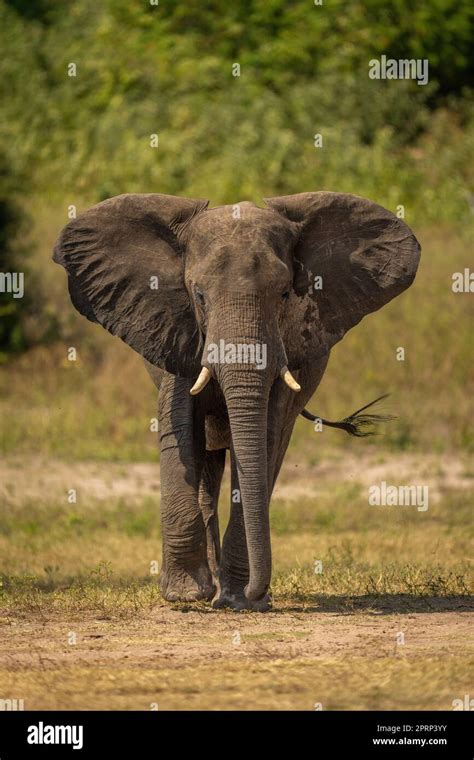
[282,290,290,300]
[195,287,205,304]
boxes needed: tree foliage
[0,0,472,353]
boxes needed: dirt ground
[0,602,472,710]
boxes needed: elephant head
[53,192,420,601]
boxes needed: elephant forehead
[189,203,297,247]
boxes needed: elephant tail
[300,394,396,437]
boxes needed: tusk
[190,366,212,395]
[280,366,301,392]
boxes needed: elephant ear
[53,193,209,376]
[265,192,421,367]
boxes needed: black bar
[0,711,472,757]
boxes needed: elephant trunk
[202,293,279,600]
[218,366,271,600]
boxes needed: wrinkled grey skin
[54,192,421,611]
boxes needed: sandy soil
[1,451,472,505]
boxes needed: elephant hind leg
[198,449,226,588]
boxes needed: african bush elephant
[53,192,420,610]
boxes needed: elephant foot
[212,588,272,612]
[160,563,215,603]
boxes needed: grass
[0,657,471,711]
[0,474,471,612]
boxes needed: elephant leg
[198,448,225,588]
[158,374,214,602]
[213,448,271,611]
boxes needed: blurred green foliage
[0,0,472,355]
[0,151,30,356]
[1,0,472,207]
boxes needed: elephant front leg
[212,449,271,611]
[159,376,215,602]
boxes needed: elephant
[53,191,421,611]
